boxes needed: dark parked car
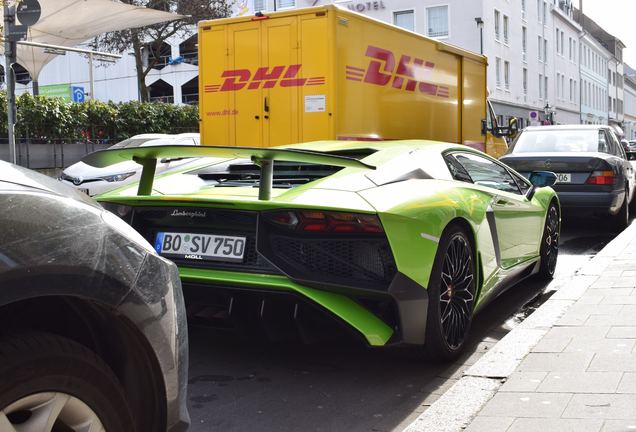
[0,161,189,431]
[501,125,635,231]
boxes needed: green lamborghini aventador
[88,140,560,360]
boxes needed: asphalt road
[186,216,619,432]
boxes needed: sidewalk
[403,222,636,432]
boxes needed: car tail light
[586,170,616,185]
[265,210,384,233]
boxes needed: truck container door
[228,21,262,147]
[262,17,299,147]
[298,13,331,142]
[199,25,230,146]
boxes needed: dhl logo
[346,45,450,98]
[204,65,325,92]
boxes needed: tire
[611,189,629,233]
[423,224,477,361]
[0,332,135,432]
[537,203,560,280]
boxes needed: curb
[401,221,636,432]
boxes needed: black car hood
[0,160,100,208]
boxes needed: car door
[607,129,635,200]
[447,151,544,269]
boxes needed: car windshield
[511,130,605,153]
[109,137,171,149]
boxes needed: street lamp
[474,17,484,55]
[543,102,555,125]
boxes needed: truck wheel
[423,224,476,361]
[537,203,560,280]
[611,189,629,233]
[0,332,134,432]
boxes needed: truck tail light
[265,210,384,233]
[586,170,616,185]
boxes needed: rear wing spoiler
[82,145,375,199]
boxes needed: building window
[504,61,510,89]
[276,0,295,9]
[568,37,572,60]
[560,31,564,56]
[539,74,543,98]
[556,73,561,99]
[543,1,547,24]
[503,15,509,44]
[569,78,573,102]
[561,74,565,99]
[522,27,527,61]
[494,10,500,41]
[426,5,449,38]
[254,0,265,10]
[556,28,560,54]
[537,0,542,23]
[544,76,548,99]
[544,39,548,63]
[496,57,502,87]
[538,36,542,61]
[523,68,528,95]
[522,0,526,20]
[394,10,415,32]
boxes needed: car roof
[522,125,610,132]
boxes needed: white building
[6,31,199,105]
[579,33,610,124]
[551,3,581,125]
[624,64,636,140]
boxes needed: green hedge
[0,92,199,142]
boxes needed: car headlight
[99,171,136,182]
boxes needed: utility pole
[3,1,18,164]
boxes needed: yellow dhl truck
[197,5,515,158]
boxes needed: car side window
[444,154,473,183]
[451,152,522,195]
[598,131,611,154]
[608,131,627,159]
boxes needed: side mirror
[526,171,557,200]
[627,151,636,161]
[529,171,557,187]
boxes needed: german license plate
[555,173,571,183]
[155,232,246,262]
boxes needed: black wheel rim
[439,234,475,350]
[544,206,559,274]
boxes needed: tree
[91,0,232,102]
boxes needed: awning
[0,0,184,80]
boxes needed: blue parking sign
[71,86,85,103]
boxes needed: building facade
[579,33,610,125]
[624,64,636,140]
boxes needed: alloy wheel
[439,234,475,349]
[544,205,560,274]
[0,392,104,432]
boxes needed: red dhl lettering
[205,65,325,92]
[346,45,450,98]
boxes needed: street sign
[16,0,41,26]
[6,24,28,41]
[72,86,86,103]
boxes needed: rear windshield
[511,130,607,153]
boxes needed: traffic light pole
[4,2,17,164]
